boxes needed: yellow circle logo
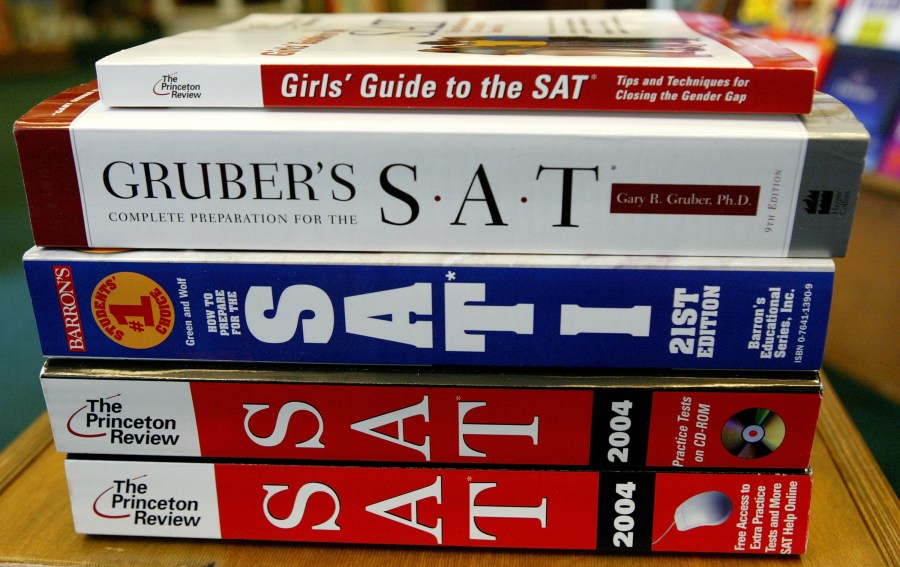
[91,272,175,349]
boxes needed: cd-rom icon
[721,408,785,459]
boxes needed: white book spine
[15,86,868,257]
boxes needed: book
[834,0,900,50]
[93,10,816,114]
[15,84,868,257]
[822,44,900,170]
[42,359,822,469]
[24,247,835,370]
[878,110,900,178]
[734,0,840,89]
[66,455,812,554]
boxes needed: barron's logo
[53,265,86,352]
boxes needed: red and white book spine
[43,361,821,469]
[93,10,817,114]
[67,456,812,554]
[14,84,867,256]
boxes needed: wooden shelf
[0,374,897,566]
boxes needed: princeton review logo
[92,474,202,527]
[91,272,175,349]
[65,392,181,446]
[153,73,202,99]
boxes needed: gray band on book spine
[789,94,870,257]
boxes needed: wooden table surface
[1,375,897,567]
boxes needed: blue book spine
[24,249,833,371]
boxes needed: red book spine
[43,370,822,469]
[190,383,820,469]
[70,457,812,554]
[13,82,95,247]
[256,8,815,113]
[258,63,815,113]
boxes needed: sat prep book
[41,359,823,469]
[95,10,817,113]
[15,85,867,256]
[67,457,811,554]
[23,247,835,370]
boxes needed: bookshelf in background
[822,0,900,176]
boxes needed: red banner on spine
[610,183,760,215]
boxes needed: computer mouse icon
[674,491,733,530]
[654,491,733,545]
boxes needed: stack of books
[14,9,868,556]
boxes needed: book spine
[94,59,816,114]
[42,372,821,469]
[94,11,816,113]
[14,84,867,256]
[252,63,815,113]
[24,250,834,370]
[94,60,816,114]
[66,457,811,554]
[13,83,98,247]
